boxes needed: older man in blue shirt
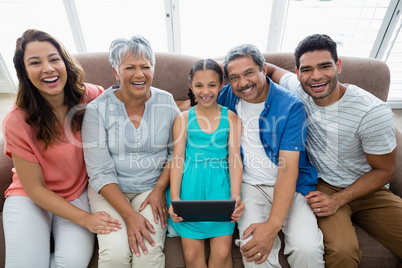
[217,44,324,268]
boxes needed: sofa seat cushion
[354,224,400,267]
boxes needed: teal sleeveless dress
[166,106,235,239]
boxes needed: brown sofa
[0,51,401,267]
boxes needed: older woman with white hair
[82,35,179,267]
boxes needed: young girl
[167,59,244,268]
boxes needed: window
[382,13,402,101]
[0,0,401,105]
[282,0,391,57]
[74,0,168,53]
[178,0,274,58]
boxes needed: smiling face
[190,69,223,109]
[23,41,67,102]
[113,53,154,102]
[226,56,269,103]
[296,50,343,106]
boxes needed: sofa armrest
[390,127,402,198]
[0,138,13,211]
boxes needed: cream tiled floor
[1,93,402,140]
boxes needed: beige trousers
[88,186,167,268]
[236,183,325,268]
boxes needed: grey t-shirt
[82,86,180,193]
[280,73,396,188]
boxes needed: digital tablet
[171,200,235,222]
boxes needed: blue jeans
[3,189,95,268]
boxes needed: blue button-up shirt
[217,76,317,195]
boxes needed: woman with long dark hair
[2,29,121,267]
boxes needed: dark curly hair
[13,29,86,150]
[294,34,338,69]
[187,59,224,106]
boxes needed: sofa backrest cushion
[74,52,390,102]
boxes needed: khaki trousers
[88,186,167,268]
[316,179,402,268]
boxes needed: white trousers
[88,186,167,268]
[236,183,325,268]
[3,189,95,268]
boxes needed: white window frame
[55,0,402,107]
[370,0,402,59]
[62,0,402,64]
[164,0,181,53]
[266,0,289,52]
[0,52,17,93]
[63,0,87,52]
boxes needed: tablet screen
[171,200,235,222]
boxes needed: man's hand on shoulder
[305,191,342,217]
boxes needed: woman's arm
[12,153,122,234]
[138,160,171,228]
[227,110,244,222]
[168,113,188,222]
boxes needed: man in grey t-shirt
[266,34,402,267]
